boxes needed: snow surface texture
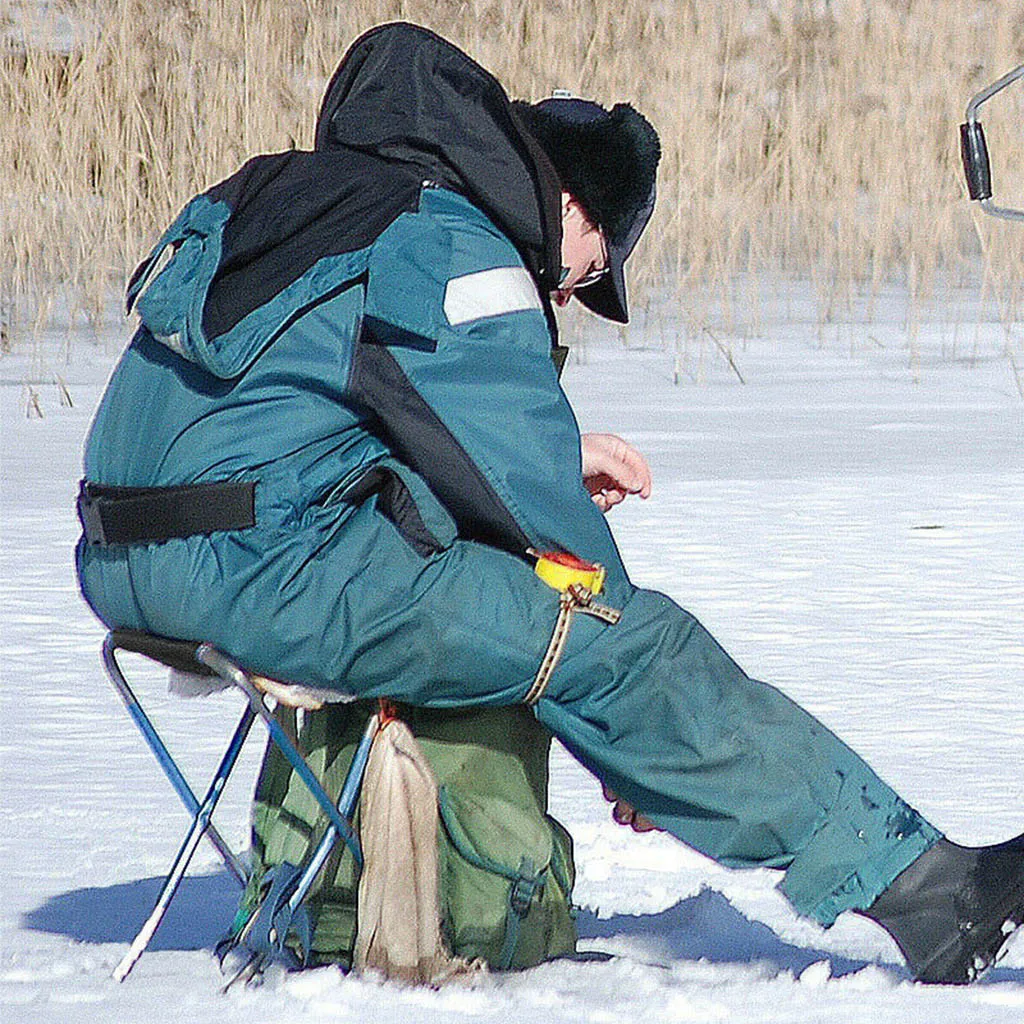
[1,309,1022,1023]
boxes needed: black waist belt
[78,479,256,547]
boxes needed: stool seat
[110,628,212,675]
[113,628,355,709]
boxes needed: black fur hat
[513,96,660,322]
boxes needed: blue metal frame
[196,645,363,867]
[285,711,378,917]
[102,631,370,982]
[222,712,380,987]
[103,634,249,885]
[112,705,255,982]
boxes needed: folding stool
[101,629,378,982]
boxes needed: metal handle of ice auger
[960,63,1024,222]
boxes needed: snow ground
[1,305,1022,1023]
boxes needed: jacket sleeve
[350,190,630,595]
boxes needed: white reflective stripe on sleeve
[443,266,543,326]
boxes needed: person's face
[553,194,608,306]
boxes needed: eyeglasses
[576,229,610,289]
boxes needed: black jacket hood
[315,23,563,293]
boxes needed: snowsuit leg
[533,587,941,926]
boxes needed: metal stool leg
[222,710,379,987]
[113,704,256,981]
[286,710,378,913]
[103,630,369,982]
[198,645,363,866]
[103,635,249,885]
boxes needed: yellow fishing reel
[530,549,606,595]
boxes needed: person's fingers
[612,800,633,826]
[584,471,615,495]
[602,781,661,832]
[613,800,657,832]
[631,813,657,833]
[603,436,650,496]
[618,442,652,498]
[581,434,652,497]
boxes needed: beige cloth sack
[353,719,484,985]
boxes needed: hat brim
[575,239,629,323]
[575,184,655,325]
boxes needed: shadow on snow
[22,875,1024,984]
[22,871,241,951]
[574,886,1024,984]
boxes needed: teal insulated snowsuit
[77,23,939,926]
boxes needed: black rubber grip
[960,121,993,201]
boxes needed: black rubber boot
[859,833,1024,984]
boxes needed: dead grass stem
[3,0,1023,349]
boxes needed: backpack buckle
[509,859,543,918]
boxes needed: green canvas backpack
[238,701,577,971]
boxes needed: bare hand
[580,433,652,513]
[601,782,659,833]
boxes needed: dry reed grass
[3,0,1024,355]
